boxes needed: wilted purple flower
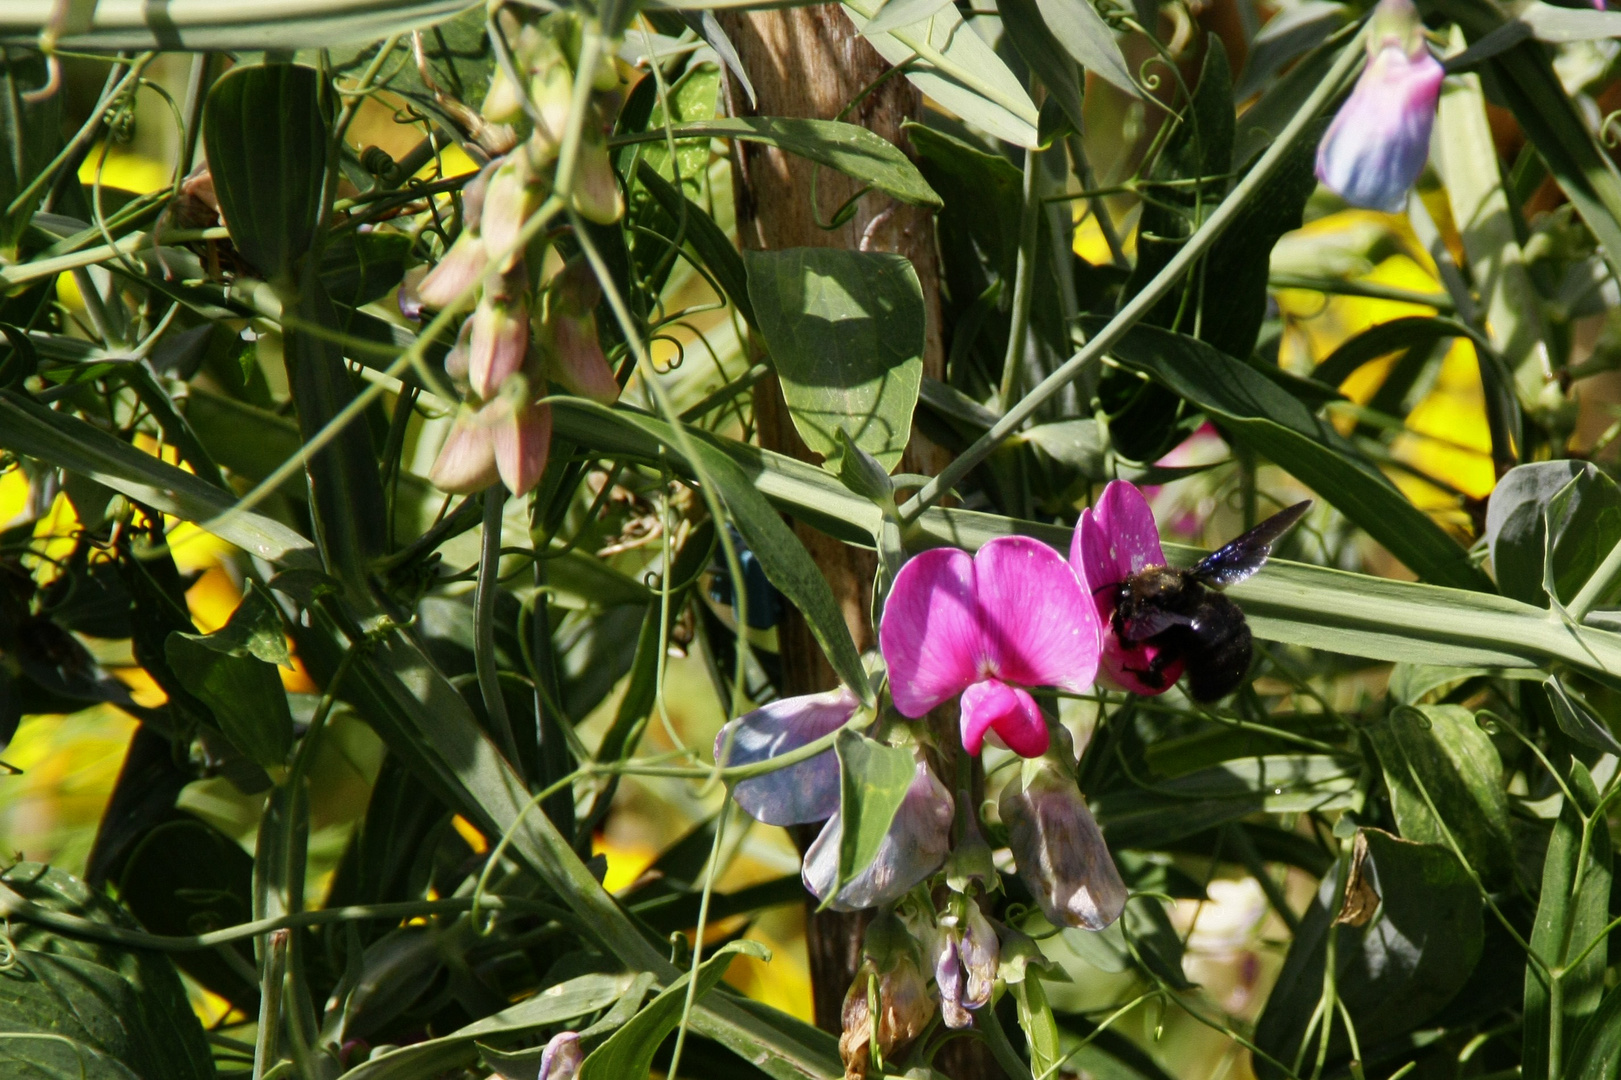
[538,1030,583,1080]
[839,913,935,1080]
[880,536,1101,759]
[712,686,859,826]
[1071,480,1184,696]
[802,753,954,911]
[934,899,999,1029]
[999,749,1126,931]
[1315,0,1444,213]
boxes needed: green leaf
[996,0,1086,136]
[1523,760,1612,1080]
[577,940,770,1080]
[833,729,916,895]
[117,816,258,1014]
[844,0,1040,147]
[1366,704,1514,882]
[0,863,214,1080]
[319,229,411,308]
[342,972,635,1080]
[745,247,925,472]
[166,629,294,771]
[282,277,392,593]
[1545,674,1621,757]
[1254,830,1484,1079]
[635,162,755,328]
[1092,754,1362,848]
[616,117,940,208]
[547,399,873,700]
[1486,461,1621,606]
[0,1,477,51]
[1313,315,1465,388]
[204,63,329,278]
[1566,981,1621,1080]
[1020,0,1138,99]
[0,48,63,255]
[1102,322,1492,591]
[0,389,320,567]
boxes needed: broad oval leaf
[1367,704,1514,882]
[0,863,214,1080]
[203,63,329,277]
[746,247,925,472]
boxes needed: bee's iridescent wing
[1190,500,1312,589]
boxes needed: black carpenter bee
[1108,500,1312,702]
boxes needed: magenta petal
[881,547,984,717]
[1098,635,1185,697]
[960,679,1048,758]
[972,536,1098,694]
[715,687,858,826]
[1083,481,1167,589]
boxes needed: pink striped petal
[960,679,1048,758]
[1072,482,1180,696]
[881,547,983,717]
[973,536,1098,694]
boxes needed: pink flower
[879,536,1101,759]
[1071,480,1183,696]
[1315,0,1444,213]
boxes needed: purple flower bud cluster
[402,12,626,498]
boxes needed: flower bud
[539,261,618,403]
[538,1030,583,1080]
[839,913,935,1080]
[1314,0,1443,213]
[529,60,575,163]
[571,136,624,225]
[429,404,500,494]
[480,153,542,262]
[933,898,999,1029]
[802,753,954,911]
[491,376,553,496]
[998,750,1126,931]
[468,291,532,400]
[443,316,475,387]
[416,232,489,312]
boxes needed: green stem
[252,929,287,1080]
[998,145,1044,410]
[897,19,1371,522]
[476,485,521,765]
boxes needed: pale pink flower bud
[467,292,532,400]
[416,232,489,312]
[539,260,618,403]
[480,153,542,262]
[1315,0,1444,213]
[491,377,552,497]
[429,405,500,494]
[571,137,624,225]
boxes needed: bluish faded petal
[934,936,970,1029]
[960,903,998,1009]
[538,1031,583,1080]
[1000,766,1127,931]
[716,687,858,826]
[803,758,955,910]
[1315,44,1444,213]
